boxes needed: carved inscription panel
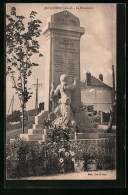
[53,38,79,85]
[52,38,81,110]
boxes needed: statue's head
[60,74,68,84]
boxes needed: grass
[6,122,22,131]
[6,122,33,143]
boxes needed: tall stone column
[43,10,85,113]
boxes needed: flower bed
[6,136,116,179]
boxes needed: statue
[50,74,77,129]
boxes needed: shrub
[6,138,116,179]
[6,139,75,178]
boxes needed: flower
[59,158,64,163]
[58,149,62,152]
[72,158,75,162]
[70,151,75,156]
[62,148,65,152]
[65,152,69,156]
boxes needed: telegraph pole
[32,79,42,116]
[107,65,116,132]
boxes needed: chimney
[86,72,91,86]
[99,73,103,81]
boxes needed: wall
[81,86,112,112]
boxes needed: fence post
[101,111,103,124]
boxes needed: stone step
[28,129,45,134]
[31,125,116,133]
[20,132,115,141]
[20,134,45,141]
[28,127,116,136]
[30,127,116,134]
[28,128,99,135]
[33,124,45,129]
[28,129,53,134]
[29,128,97,134]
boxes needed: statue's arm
[68,78,77,90]
[50,85,60,99]
[54,85,60,96]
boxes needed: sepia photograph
[6,3,117,181]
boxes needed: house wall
[81,86,113,112]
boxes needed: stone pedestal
[20,127,115,142]
[43,10,85,112]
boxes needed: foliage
[6,140,74,178]
[92,114,101,123]
[45,141,74,175]
[6,138,116,178]
[97,153,115,170]
[46,127,70,142]
[7,110,22,122]
[81,103,94,112]
[6,7,43,108]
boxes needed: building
[81,72,113,112]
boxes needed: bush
[6,140,46,178]
[7,110,22,122]
[46,128,70,142]
[6,138,116,179]
[6,140,75,178]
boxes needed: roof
[81,75,112,89]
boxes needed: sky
[6,3,116,113]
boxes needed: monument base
[74,111,94,130]
[20,126,115,142]
[20,109,115,142]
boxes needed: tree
[6,7,43,133]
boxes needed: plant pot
[87,160,97,171]
[102,163,110,170]
[74,160,84,172]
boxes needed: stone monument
[43,10,85,113]
[42,10,94,130]
[20,10,94,141]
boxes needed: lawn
[6,122,32,142]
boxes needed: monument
[43,10,85,113]
[20,10,94,141]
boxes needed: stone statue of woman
[50,74,77,129]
